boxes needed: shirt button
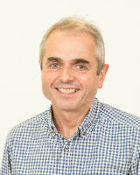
[64,148,68,152]
[83,132,87,136]
[52,129,55,134]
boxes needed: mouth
[56,88,79,94]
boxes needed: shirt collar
[47,106,56,134]
[47,98,100,138]
[78,98,100,136]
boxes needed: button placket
[64,147,68,152]
[83,132,87,136]
[63,139,71,153]
[52,129,55,134]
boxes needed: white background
[0,0,140,166]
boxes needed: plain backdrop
[0,0,140,166]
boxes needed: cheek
[41,72,50,89]
[79,74,99,87]
[41,71,57,89]
[87,77,100,94]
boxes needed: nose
[59,65,74,82]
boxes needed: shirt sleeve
[136,137,140,175]
[136,141,140,175]
[0,130,14,175]
[0,144,11,175]
[137,159,140,175]
[129,134,140,175]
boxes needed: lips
[56,88,79,94]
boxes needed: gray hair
[39,16,105,75]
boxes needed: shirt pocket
[81,162,130,175]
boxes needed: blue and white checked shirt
[1,98,140,175]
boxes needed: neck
[52,104,91,139]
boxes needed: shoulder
[5,109,50,150]
[98,100,140,129]
[12,110,50,132]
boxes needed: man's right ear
[38,60,42,70]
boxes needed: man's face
[41,30,108,112]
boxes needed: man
[1,16,140,175]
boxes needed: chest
[11,125,135,175]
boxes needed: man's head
[39,16,105,75]
[40,16,109,112]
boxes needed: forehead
[43,30,97,63]
[46,29,96,45]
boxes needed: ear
[98,64,109,89]
[38,59,42,70]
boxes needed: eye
[50,63,59,69]
[76,64,86,70]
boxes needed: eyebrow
[46,57,90,64]
[47,57,61,62]
[73,58,90,64]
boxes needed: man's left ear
[98,64,109,89]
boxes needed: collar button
[64,148,68,152]
[52,129,55,134]
[83,132,87,136]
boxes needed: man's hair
[39,16,105,75]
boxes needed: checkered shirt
[1,98,140,175]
